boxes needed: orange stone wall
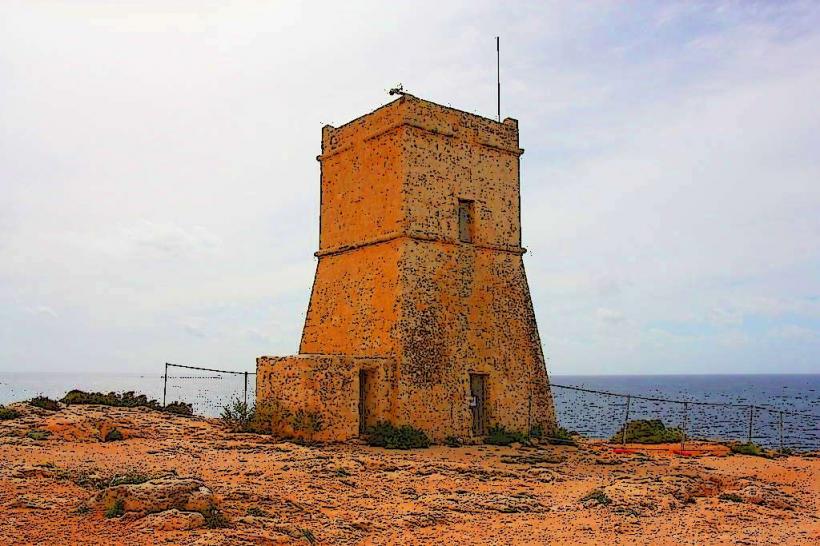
[256,355,394,442]
[259,94,555,442]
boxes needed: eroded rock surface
[90,477,218,516]
[0,404,817,545]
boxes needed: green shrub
[580,489,612,506]
[719,492,744,503]
[610,419,682,444]
[367,421,430,449]
[104,428,124,442]
[202,507,230,528]
[27,429,51,441]
[444,435,463,448]
[484,424,527,446]
[109,470,150,486]
[105,499,125,519]
[252,398,290,434]
[163,401,193,416]
[548,426,578,446]
[61,390,162,410]
[300,529,317,545]
[291,409,324,436]
[529,424,543,439]
[221,398,292,435]
[29,396,61,411]
[246,506,270,518]
[0,406,21,420]
[729,442,766,457]
[221,399,254,432]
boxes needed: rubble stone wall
[256,355,394,441]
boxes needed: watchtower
[257,94,555,441]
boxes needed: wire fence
[551,383,820,452]
[162,363,256,417]
[159,363,819,451]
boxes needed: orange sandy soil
[0,403,818,545]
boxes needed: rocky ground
[0,402,818,545]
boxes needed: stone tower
[257,94,555,442]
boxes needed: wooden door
[470,374,487,436]
[359,369,369,435]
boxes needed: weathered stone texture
[258,94,555,441]
[257,355,394,441]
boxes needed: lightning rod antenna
[496,36,501,122]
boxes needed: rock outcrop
[90,477,218,517]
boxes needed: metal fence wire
[551,383,820,452]
[160,363,819,451]
[162,363,256,417]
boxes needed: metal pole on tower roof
[496,36,501,122]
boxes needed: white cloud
[28,305,58,319]
[0,1,818,374]
[768,325,818,343]
[121,220,221,258]
[596,308,626,325]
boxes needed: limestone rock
[138,509,205,531]
[90,477,217,516]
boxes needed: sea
[1,372,817,451]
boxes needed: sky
[1,1,818,375]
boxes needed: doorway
[359,369,373,435]
[469,373,487,436]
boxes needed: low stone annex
[257,94,555,442]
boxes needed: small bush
[0,406,21,420]
[221,399,254,432]
[61,390,161,410]
[730,442,766,457]
[105,499,125,519]
[445,435,463,448]
[529,424,543,439]
[548,426,578,446]
[202,507,230,528]
[67,469,109,490]
[367,421,430,449]
[104,428,124,442]
[110,470,150,486]
[611,419,682,444]
[291,409,324,437]
[29,396,61,411]
[246,506,270,518]
[719,492,744,503]
[221,397,294,436]
[484,424,527,446]
[27,430,51,441]
[300,528,317,545]
[163,401,193,416]
[580,489,612,506]
[253,398,290,435]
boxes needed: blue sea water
[552,374,819,450]
[1,372,817,450]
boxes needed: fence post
[747,405,754,445]
[621,395,631,445]
[163,363,168,407]
[681,401,688,452]
[244,371,248,409]
[778,411,784,454]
